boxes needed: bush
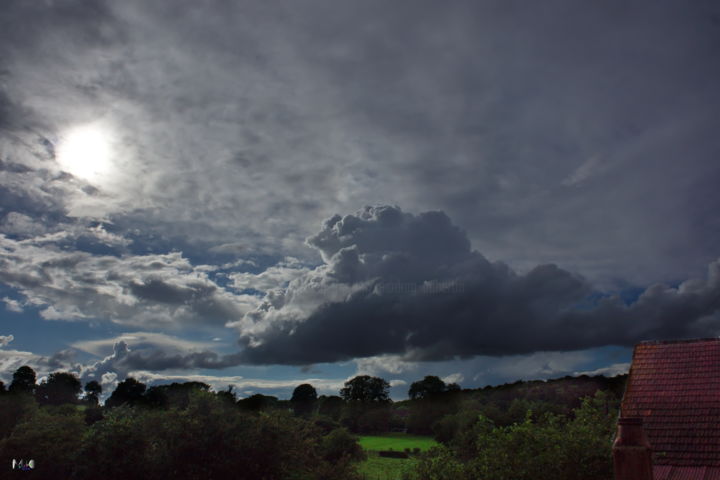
[313,415,341,434]
[0,406,86,480]
[402,446,469,480]
[318,428,365,463]
[407,391,616,480]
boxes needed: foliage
[84,405,104,425]
[84,380,102,405]
[0,393,38,441]
[408,376,447,400]
[340,375,390,403]
[143,381,210,409]
[407,390,617,480]
[318,428,366,463]
[291,383,318,416]
[0,371,624,480]
[360,452,420,480]
[318,395,345,420]
[215,385,236,405]
[9,365,36,395]
[406,397,458,435]
[236,393,279,411]
[9,384,365,478]
[105,377,147,408]
[35,372,82,406]
[0,404,85,480]
[357,406,393,434]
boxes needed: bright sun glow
[57,124,114,182]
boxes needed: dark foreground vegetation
[0,367,625,480]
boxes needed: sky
[1,0,719,401]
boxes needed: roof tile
[621,338,720,469]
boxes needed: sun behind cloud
[57,123,115,183]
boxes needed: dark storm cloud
[276,0,720,285]
[0,0,119,57]
[236,206,720,364]
[2,0,719,287]
[0,89,19,131]
[0,0,120,135]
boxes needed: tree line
[0,365,626,479]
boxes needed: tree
[409,391,617,480]
[35,372,82,406]
[318,395,345,420]
[0,392,39,442]
[0,380,5,394]
[408,375,447,400]
[144,381,211,409]
[105,377,146,408]
[340,375,390,403]
[0,405,86,479]
[84,380,102,405]
[216,385,236,404]
[237,393,278,412]
[291,383,317,416]
[9,365,36,395]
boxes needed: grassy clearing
[357,452,418,480]
[358,433,438,452]
[357,433,437,480]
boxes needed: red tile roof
[654,466,720,480]
[621,338,720,475]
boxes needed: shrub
[0,406,86,480]
[318,427,365,463]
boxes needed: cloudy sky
[1,0,719,400]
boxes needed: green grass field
[358,433,438,452]
[357,452,418,480]
[357,433,438,480]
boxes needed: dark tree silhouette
[340,375,390,403]
[9,365,36,395]
[144,381,211,409]
[446,382,461,392]
[216,385,236,404]
[291,383,317,415]
[408,375,447,400]
[318,395,345,420]
[35,372,82,405]
[237,393,278,411]
[0,380,5,394]
[105,377,146,408]
[84,380,102,405]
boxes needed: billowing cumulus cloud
[0,344,80,383]
[0,233,258,328]
[235,206,720,365]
